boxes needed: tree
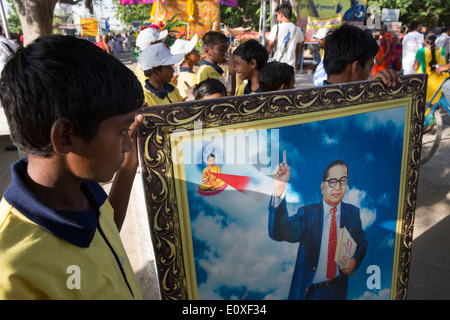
[11,0,82,46]
[369,0,449,27]
[220,0,261,30]
[112,1,152,26]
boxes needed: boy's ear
[250,58,258,69]
[350,60,359,74]
[50,118,74,155]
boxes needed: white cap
[136,28,169,50]
[138,43,185,70]
[313,28,329,40]
[170,34,198,55]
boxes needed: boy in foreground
[0,35,145,299]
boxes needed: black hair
[0,35,144,157]
[424,31,437,72]
[233,39,268,71]
[202,31,229,50]
[322,160,348,181]
[258,61,294,92]
[194,78,227,100]
[275,3,292,20]
[408,21,421,32]
[323,24,379,76]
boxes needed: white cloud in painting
[343,187,377,230]
[356,288,391,300]
[322,133,338,145]
[356,107,405,134]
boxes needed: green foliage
[5,0,21,34]
[164,14,188,47]
[112,0,153,25]
[370,0,449,27]
[220,0,261,30]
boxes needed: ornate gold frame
[137,74,427,300]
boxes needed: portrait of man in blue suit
[269,153,367,300]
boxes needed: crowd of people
[0,2,448,300]
[94,32,132,56]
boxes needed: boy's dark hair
[233,39,268,71]
[408,21,421,32]
[258,61,294,92]
[0,35,144,157]
[275,3,292,20]
[202,31,228,50]
[194,78,227,100]
[323,24,379,76]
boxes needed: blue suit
[268,198,367,300]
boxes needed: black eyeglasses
[324,176,348,188]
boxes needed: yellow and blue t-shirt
[143,80,183,106]
[235,80,262,96]
[0,159,142,299]
[197,60,226,85]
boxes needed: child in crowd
[194,78,227,100]
[233,39,268,95]
[323,24,399,86]
[0,35,144,299]
[170,34,200,100]
[197,31,230,87]
[258,61,295,92]
[139,43,185,106]
[135,27,169,87]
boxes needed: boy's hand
[122,103,146,168]
[370,69,399,87]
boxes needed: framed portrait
[137,74,427,300]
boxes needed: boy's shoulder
[197,60,225,84]
[3,159,107,248]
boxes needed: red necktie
[327,207,337,280]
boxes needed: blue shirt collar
[244,81,262,94]
[200,60,224,75]
[179,66,195,74]
[3,158,107,248]
[145,80,175,100]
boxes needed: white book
[334,226,357,267]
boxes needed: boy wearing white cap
[135,27,169,87]
[138,43,185,106]
[170,35,200,99]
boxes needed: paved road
[1,50,449,299]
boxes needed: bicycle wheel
[421,108,443,165]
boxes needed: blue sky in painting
[181,106,406,300]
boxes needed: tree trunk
[12,0,59,46]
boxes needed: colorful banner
[119,0,154,4]
[304,14,342,43]
[80,18,98,37]
[298,0,366,28]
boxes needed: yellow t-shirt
[197,61,226,85]
[177,68,197,99]
[0,160,142,300]
[143,81,184,106]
